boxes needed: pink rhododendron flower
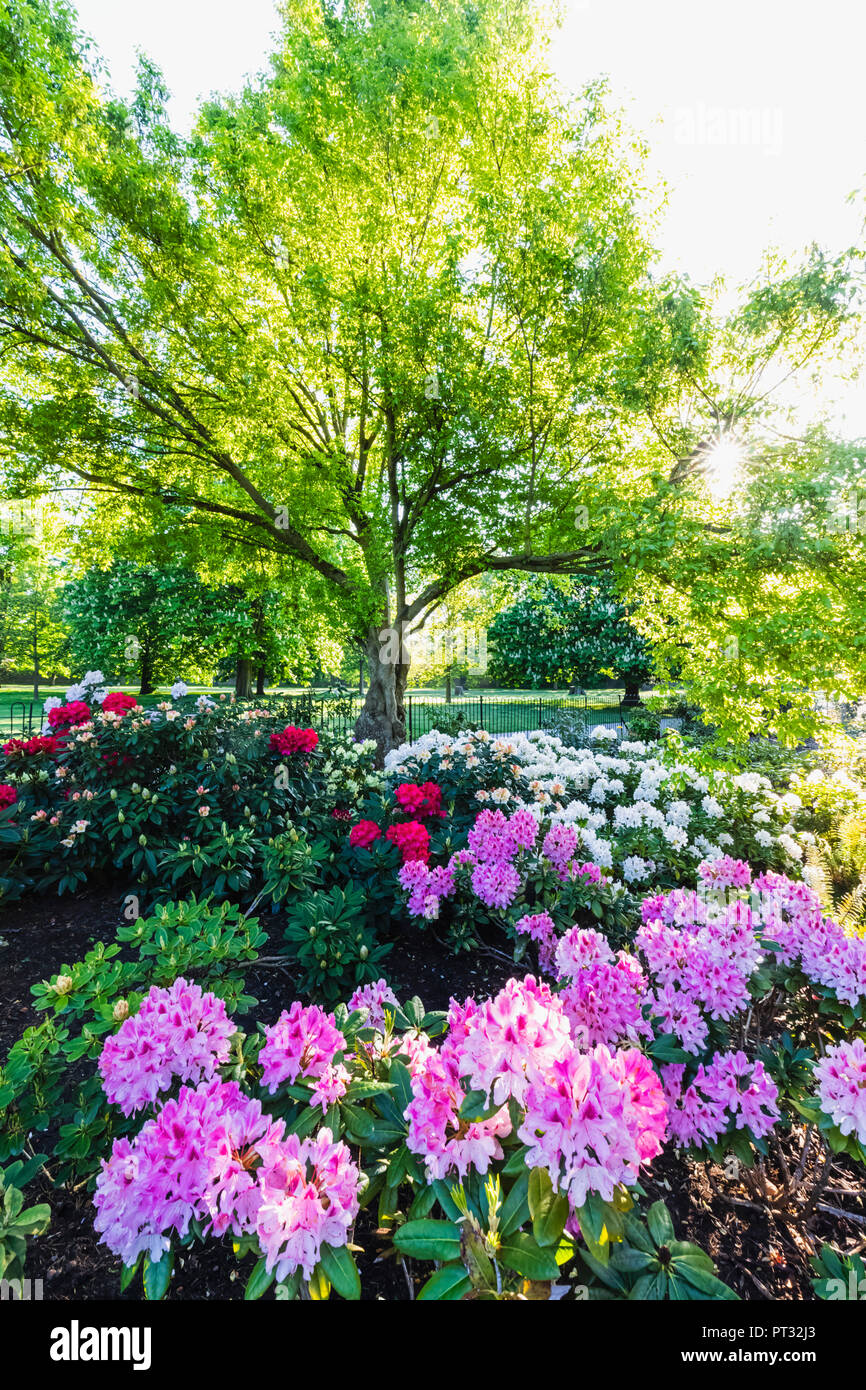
[100,692,139,716]
[259,1002,346,1094]
[98,979,235,1116]
[405,1046,512,1180]
[269,725,318,755]
[0,784,17,811]
[255,1128,360,1282]
[347,978,399,1030]
[662,1051,779,1149]
[813,1039,866,1144]
[386,819,430,864]
[471,859,521,910]
[457,976,571,1107]
[394,781,444,817]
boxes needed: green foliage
[488,576,652,691]
[281,884,392,1003]
[0,1156,50,1286]
[810,1245,866,1300]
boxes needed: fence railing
[2,701,42,740]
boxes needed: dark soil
[1,886,864,1301]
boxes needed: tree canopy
[0,0,863,747]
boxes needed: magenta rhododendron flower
[405,1045,512,1180]
[98,979,236,1115]
[662,1051,779,1149]
[471,858,521,909]
[385,819,430,863]
[698,856,752,889]
[259,1002,346,1094]
[47,699,91,732]
[269,725,318,754]
[255,1128,361,1282]
[394,781,444,817]
[100,691,139,716]
[558,953,651,1050]
[349,819,381,849]
[813,1038,866,1144]
[0,783,17,811]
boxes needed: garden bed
[2,884,861,1302]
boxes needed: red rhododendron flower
[331,807,352,821]
[349,819,381,849]
[2,735,62,757]
[100,692,139,716]
[386,820,430,864]
[269,725,319,755]
[0,784,17,811]
[394,781,445,818]
[47,700,91,731]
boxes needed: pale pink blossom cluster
[662,1051,780,1149]
[471,858,522,909]
[404,976,666,1204]
[755,871,866,1008]
[347,978,399,1030]
[514,910,557,973]
[94,1079,287,1265]
[813,1039,866,1145]
[553,927,650,1049]
[255,1128,361,1281]
[518,1043,667,1209]
[541,823,579,881]
[98,979,235,1116]
[698,856,752,889]
[399,858,457,918]
[258,1002,347,1100]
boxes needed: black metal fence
[2,701,42,740]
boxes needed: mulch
[1,887,863,1301]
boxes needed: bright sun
[704,435,744,500]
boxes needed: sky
[73,0,866,432]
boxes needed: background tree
[0,0,861,750]
[487,575,653,697]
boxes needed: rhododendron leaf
[672,1260,739,1300]
[417,1264,472,1301]
[307,1265,331,1301]
[286,1106,322,1140]
[408,1185,439,1221]
[244,1258,276,1301]
[119,1259,140,1294]
[646,1201,675,1248]
[344,1079,396,1102]
[579,1247,628,1294]
[628,1271,668,1300]
[142,1249,173,1301]
[387,1060,414,1113]
[609,1245,655,1274]
[393,1219,462,1262]
[498,1171,531,1238]
[576,1195,614,1265]
[668,1241,714,1271]
[319,1243,361,1301]
[498,1232,559,1282]
[274,1271,302,1301]
[528,1169,569,1248]
[458,1087,500,1122]
[501,1146,531,1177]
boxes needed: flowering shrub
[84,974,738,1302]
[268,725,319,755]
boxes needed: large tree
[0,0,861,749]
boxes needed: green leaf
[646,1201,675,1248]
[498,1170,531,1238]
[528,1168,569,1248]
[142,1248,173,1301]
[417,1264,472,1301]
[393,1219,461,1262]
[498,1232,559,1281]
[318,1243,361,1301]
[244,1257,276,1301]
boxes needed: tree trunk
[622,680,642,707]
[255,663,266,697]
[353,626,408,762]
[445,669,452,703]
[139,646,156,696]
[32,602,40,700]
[235,657,253,699]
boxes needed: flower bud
[138,834,147,847]
[131,782,141,794]
[110,789,118,801]
[54,974,73,995]
[359,945,369,961]
[117,811,125,823]
[113,999,129,1022]
[309,926,317,937]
